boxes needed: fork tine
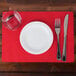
[57,19,59,26]
[55,19,57,27]
[55,18,60,28]
[58,18,60,26]
[55,19,56,26]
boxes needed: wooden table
[0,0,76,75]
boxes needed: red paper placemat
[2,12,74,62]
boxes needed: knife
[62,14,69,61]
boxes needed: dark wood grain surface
[0,0,76,73]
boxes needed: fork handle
[57,35,61,60]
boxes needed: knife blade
[64,14,69,37]
[62,14,69,61]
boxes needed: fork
[55,18,61,60]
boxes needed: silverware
[55,18,61,60]
[62,14,69,61]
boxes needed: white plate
[20,21,53,55]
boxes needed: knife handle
[57,35,61,60]
[62,37,66,61]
